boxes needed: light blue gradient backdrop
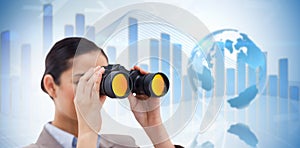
[0,0,299,147]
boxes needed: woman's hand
[74,66,106,147]
[128,66,162,127]
[128,66,174,148]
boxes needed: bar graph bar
[237,54,246,93]
[226,68,235,95]
[1,31,10,114]
[172,44,182,74]
[150,39,159,72]
[161,33,170,77]
[268,75,278,97]
[214,45,224,97]
[160,33,170,106]
[290,86,299,101]
[262,52,268,95]
[106,46,116,63]
[247,65,257,126]
[21,44,31,101]
[76,14,85,36]
[64,25,74,37]
[279,58,288,98]
[172,43,182,104]
[86,26,95,41]
[128,17,138,67]
[11,76,20,116]
[247,66,256,87]
[183,75,192,101]
[43,4,53,55]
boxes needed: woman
[25,37,181,148]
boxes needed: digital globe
[188,29,267,134]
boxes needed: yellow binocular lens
[112,73,128,97]
[151,74,166,96]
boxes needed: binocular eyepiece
[100,64,169,98]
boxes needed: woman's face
[54,51,108,121]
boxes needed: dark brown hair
[41,37,108,95]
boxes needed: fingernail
[94,66,101,71]
[100,67,105,72]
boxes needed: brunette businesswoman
[25,37,183,148]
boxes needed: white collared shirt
[45,122,100,148]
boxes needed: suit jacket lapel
[29,127,138,148]
[36,127,62,148]
[100,134,139,148]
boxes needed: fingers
[89,67,107,108]
[128,93,160,113]
[85,66,101,95]
[77,66,100,92]
[81,66,100,81]
[133,65,149,75]
[93,67,105,93]
[77,66,105,101]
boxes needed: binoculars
[100,64,169,98]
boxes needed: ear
[43,74,58,99]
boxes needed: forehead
[72,50,108,74]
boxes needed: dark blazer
[24,127,138,148]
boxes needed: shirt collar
[45,122,74,148]
[44,122,101,148]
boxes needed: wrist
[143,123,172,146]
[77,131,98,148]
[145,117,162,127]
[77,117,95,135]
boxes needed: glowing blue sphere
[188,29,267,109]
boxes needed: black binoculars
[100,64,169,98]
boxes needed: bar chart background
[0,0,300,147]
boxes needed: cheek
[64,84,75,101]
[57,83,77,118]
[58,83,76,109]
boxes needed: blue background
[0,0,300,147]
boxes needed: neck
[52,109,79,137]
